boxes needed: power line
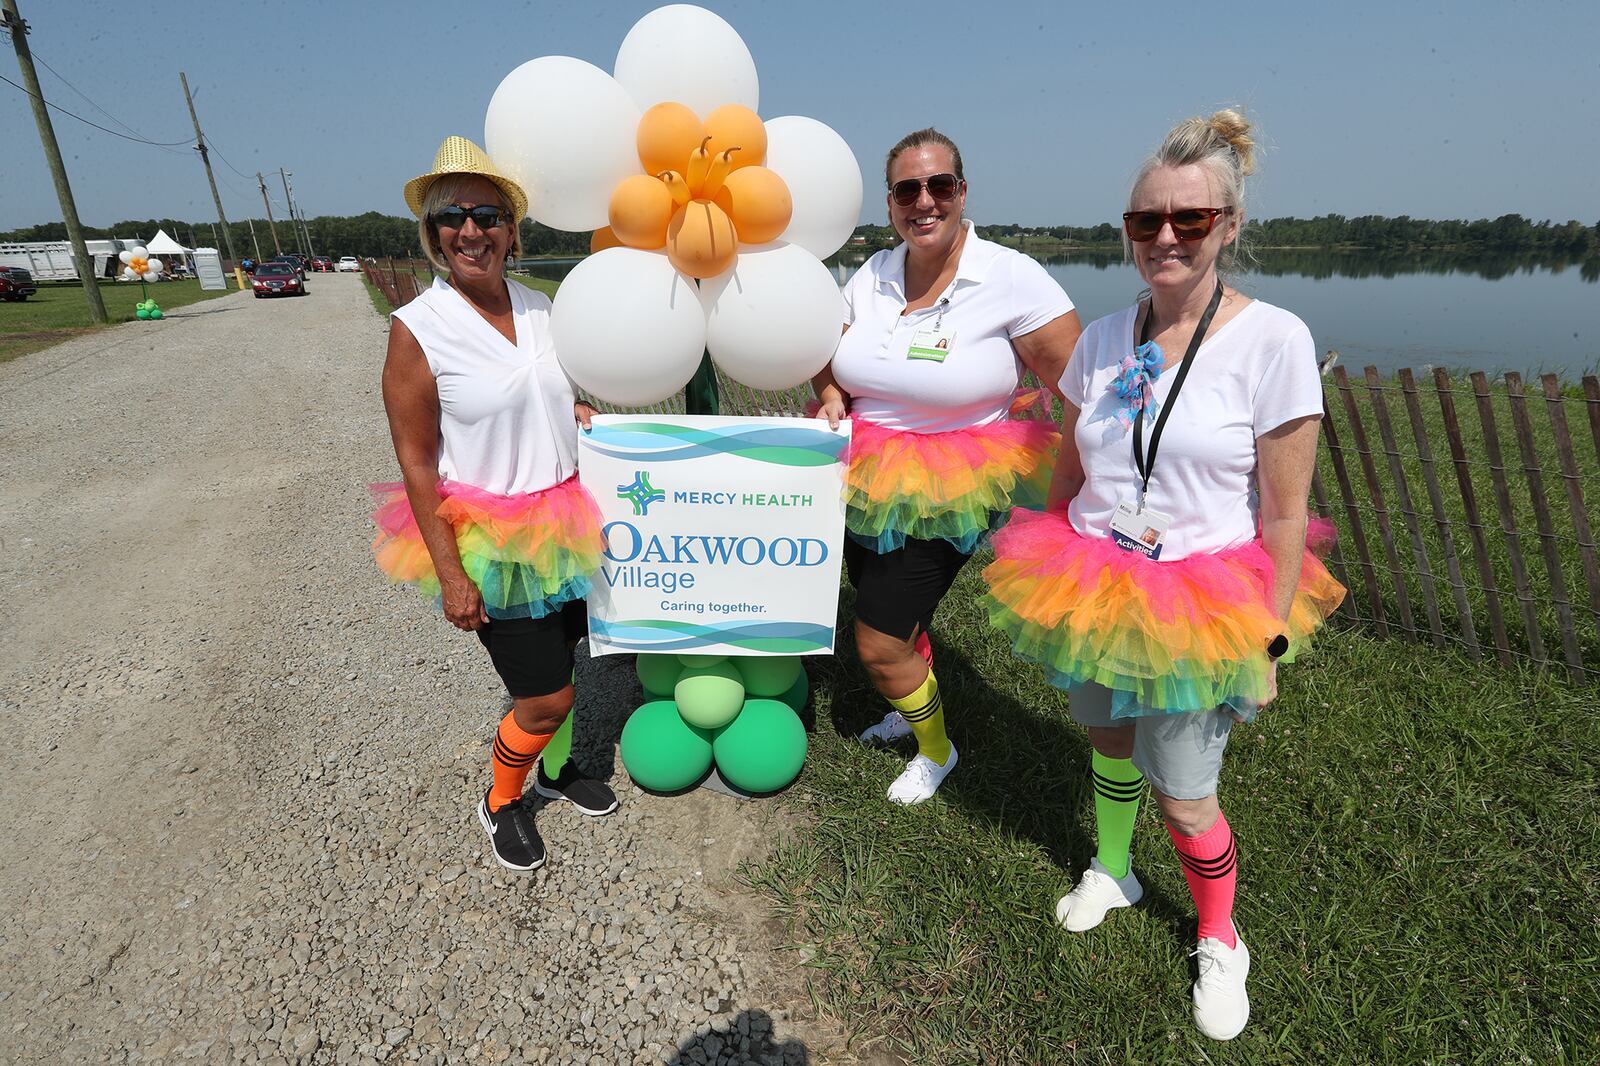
[203,134,258,182]
[29,46,175,146]
[0,70,193,146]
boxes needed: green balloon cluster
[134,299,163,321]
[620,652,808,794]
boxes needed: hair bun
[1207,109,1255,175]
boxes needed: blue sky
[2,0,1595,233]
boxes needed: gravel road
[0,275,857,1065]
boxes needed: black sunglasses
[1122,207,1233,242]
[431,204,508,231]
[890,172,962,208]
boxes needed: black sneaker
[532,759,619,816]
[476,791,546,872]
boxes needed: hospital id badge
[1110,499,1173,559]
[907,326,955,362]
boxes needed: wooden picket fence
[361,257,433,308]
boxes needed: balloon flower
[620,653,809,795]
[118,245,166,320]
[485,4,864,407]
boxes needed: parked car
[311,256,334,272]
[0,265,37,301]
[336,256,360,272]
[252,262,306,298]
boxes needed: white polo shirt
[833,221,1075,433]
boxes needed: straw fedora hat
[403,135,528,223]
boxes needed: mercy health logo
[616,471,666,516]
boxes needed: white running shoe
[859,710,913,745]
[1054,858,1145,932]
[1191,926,1251,1041]
[885,744,958,804]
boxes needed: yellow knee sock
[889,670,951,766]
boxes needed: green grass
[0,279,235,363]
[743,562,1600,1064]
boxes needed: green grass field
[743,563,1599,1064]
[0,279,236,363]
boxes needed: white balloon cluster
[485,4,864,407]
[118,246,165,283]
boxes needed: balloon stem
[685,349,720,416]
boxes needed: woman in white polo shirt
[982,110,1345,1040]
[371,137,618,875]
[812,128,1082,804]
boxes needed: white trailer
[0,240,123,281]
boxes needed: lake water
[522,249,1600,381]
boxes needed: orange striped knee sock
[489,712,553,811]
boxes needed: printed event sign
[578,414,851,657]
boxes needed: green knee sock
[1091,751,1144,879]
[541,669,577,776]
[889,670,951,766]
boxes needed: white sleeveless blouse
[391,277,578,496]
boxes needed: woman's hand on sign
[575,401,598,431]
[815,393,848,429]
[441,573,490,631]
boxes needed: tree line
[3,212,1595,260]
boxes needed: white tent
[143,229,189,256]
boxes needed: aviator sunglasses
[430,204,508,231]
[890,172,963,208]
[1122,206,1233,242]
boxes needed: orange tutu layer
[370,476,604,619]
[982,510,1346,716]
[844,406,1059,552]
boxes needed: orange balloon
[703,104,766,169]
[590,226,625,253]
[636,102,704,177]
[667,199,738,279]
[720,166,792,245]
[608,174,675,249]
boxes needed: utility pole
[246,218,262,260]
[3,0,106,322]
[280,168,315,257]
[256,172,281,254]
[180,70,238,265]
[278,169,306,256]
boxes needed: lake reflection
[521,248,1600,380]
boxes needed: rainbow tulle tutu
[843,400,1058,553]
[370,476,604,619]
[982,510,1345,717]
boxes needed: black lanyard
[1132,281,1224,504]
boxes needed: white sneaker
[1054,858,1144,932]
[859,710,913,745]
[885,744,957,804]
[1191,926,1251,1040]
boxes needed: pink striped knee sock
[1168,813,1238,948]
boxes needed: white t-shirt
[392,277,578,496]
[1060,299,1324,560]
[833,221,1075,433]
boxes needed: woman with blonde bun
[982,110,1343,1040]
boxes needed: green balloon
[674,662,745,730]
[734,655,802,697]
[712,699,807,794]
[678,653,724,668]
[778,670,809,713]
[149,309,163,319]
[619,700,712,792]
[635,653,682,699]
[135,308,151,319]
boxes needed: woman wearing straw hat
[371,136,616,873]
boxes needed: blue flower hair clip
[1110,340,1163,429]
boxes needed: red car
[0,265,37,301]
[311,256,334,272]
[252,262,307,297]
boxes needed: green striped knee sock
[1092,750,1144,879]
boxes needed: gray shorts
[1067,682,1233,800]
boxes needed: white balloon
[763,116,863,260]
[118,250,133,264]
[127,245,148,259]
[700,242,842,390]
[485,56,641,232]
[613,4,758,117]
[143,271,160,282]
[551,248,706,406]
[148,258,164,273]
[121,267,136,279]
